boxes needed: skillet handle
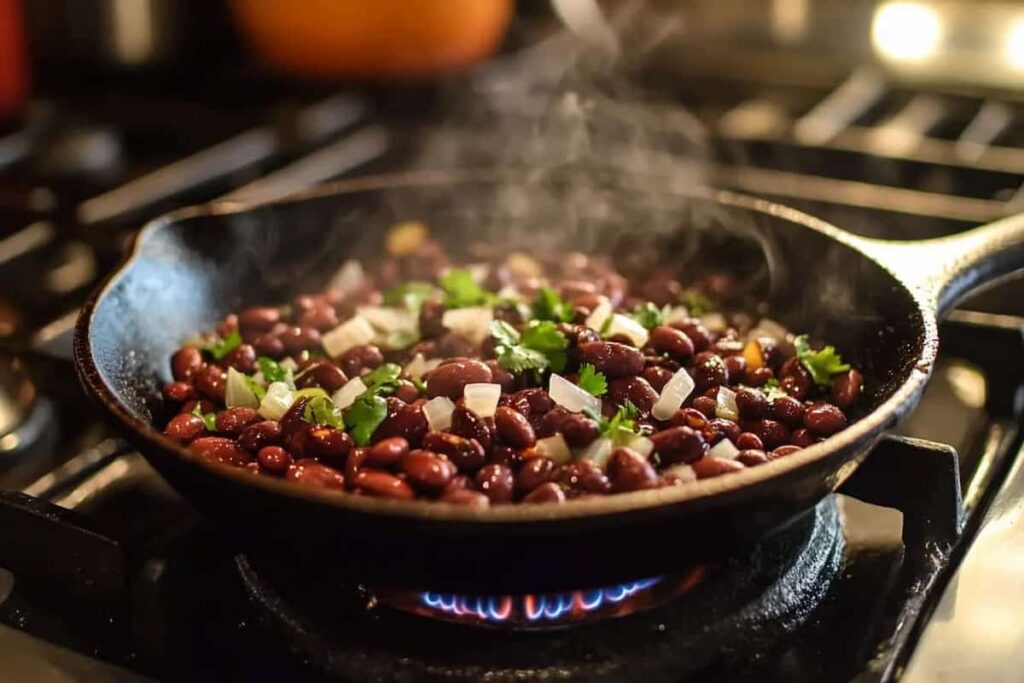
[856,212,1024,318]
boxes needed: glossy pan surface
[74,169,1024,591]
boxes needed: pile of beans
[161,231,862,507]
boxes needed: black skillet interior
[80,171,927,591]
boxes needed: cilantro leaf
[243,375,267,402]
[521,321,568,372]
[581,403,638,445]
[794,335,850,387]
[344,394,389,446]
[383,281,438,310]
[411,377,427,393]
[531,286,573,323]
[630,302,667,330]
[258,356,290,384]
[363,363,402,394]
[754,378,789,403]
[577,363,608,397]
[490,320,521,348]
[303,395,344,429]
[202,330,242,361]
[440,269,494,309]
[497,346,550,374]
[680,289,714,317]
[192,401,217,431]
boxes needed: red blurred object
[0,0,28,119]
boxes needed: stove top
[2,14,1024,679]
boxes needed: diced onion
[225,367,259,409]
[258,382,294,420]
[662,463,697,484]
[605,313,649,347]
[496,285,522,301]
[322,316,376,358]
[580,437,614,467]
[331,377,367,411]
[466,263,489,284]
[423,396,456,431]
[404,353,443,380]
[584,297,613,331]
[748,317,789,342]
[327,259,365,293]
[464,383,501,418]
[663,306,690,325]
[549,373,602,415]
[441,307,493,346]
[700,313,728,334]
[357,306,418,333]
[280,357,298,372]
[626,434,655,458]
[715,386,739,422]
[651,368,695,421]
[709,438,740,460]
[536,434,571,465]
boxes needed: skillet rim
[72,168,938,523]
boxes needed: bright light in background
[1005,19,1024,68]
[872,2,943,62]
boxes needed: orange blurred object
[230,0,514,80]
[0,0,28,119]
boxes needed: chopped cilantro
[581,402,638,446]
[490,320,569,374]
[531,287,573,323]
[794,335,850,387]
[497,345,550,374]
[202,330,242,361]
[383,281,438,310]
[363,363,402,395]
[680,289,714,317]
[243,375,267,402]
[303,395,344,429]
[577,363,608,397]
[258,356,290,385]
[411,377,427,393]
[192,401,217,431]
[630,302,667,330]
[440,269,494,309]
[521,321,568,372]
[757,378,789,403]
[344,394,389,446]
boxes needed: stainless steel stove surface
[3,5,1024,680]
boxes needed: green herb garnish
[577,363,608,397]
[581,401,639,445]
[383,281,439,310]
[344,394,389,446]
[192,401,217,431]
[363,363,402,395]
[794,335,850,387]
[243,375,267,402]
[520,321,568,372]
[531,286,573,323]
[303,395,344,429]
[411,377,427,393]
[680,289,714,317]
[258,356,290,385]
[440,268,494,309]
[630,302,668,330]
[202,330,242,361]
[490,320,569,374]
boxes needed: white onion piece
[466,263,489,284]
[579,437,613,467]
[748,317,789,342]
[357,306,418,333]
[700,312,728,333]
[423,396,456,432]
[605,313,649,347]
[496,284,522,301]
[279,357,298,372]
[651,368,695,421]
[584,297,612,331]
[464,383,501,417]
[715,386,739,422]
[549,373,602,415]
[225,367,259,409]
[663,306,690,325]
[258,382,294,420]
[327,259,365,293]
[626,434,655,458]
[331,377,368,411]
[536,434,572,465]
[709,438,740,460]
[441,307,493,346]
[404,353,443,380]
[662,463,697,484]
[322,316,375,358]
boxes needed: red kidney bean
[555,460,611,496]
[367,436,409,468]
[522,481,566,504]
[449,406,494,453]
[353,469,415,499]
[669,407,708,430]
[737,449,770,466]
[257,446,293,474]
[439,488,491,507]
[403,449,457,491]
[670,319,711,352]
[771,445,803,459]
[561,412,601,448]
[171,347,203,381]
[723,355,747,384]
[692,456,745,479]
[736,432,764,451]
[437,332,477,359]
[692,353,728,391]
[494,406,537,448]
[418,300,447,338]
[608,376,659,418]
[239,420,282,452]
[286,458,345,490]
[344,446,368,482]
[296,361,348,392]
[607,447,658,492]
[536,406,569,438]
[746,366,773,387]
[577,341,645,378]
[642,365,675,392]
[734,387,767,420]
[509,388,554,416]
[486,360,515,393]
[650,426,708,465]
[297,302,338,331]
[560,323,601,349]
[164,413,206,442]
[224,344,257,374]
[804,404,848,436]
[306,427,353,466]
[194,364,227,402]
[162,381,196,404]
[373,400,428,447]
[251,333,285,357]
[444,474,474,492]
[779,357,812,400]
[649,326,695,360]
[338,344,384,375]
[190,437,251,467]
[475,463,515,503]
[708,418,741,444]
[489,445,524,469]
[517,457,557,496]
[770,395,806,427]
[279,326,321,354]
[421,431,486,471]
[745,419,790,449]
[180,399,215,415]
[831,369,863,409]
[425,359,492,399]
[215,407,259,435]
[239,306,281,333]
[790,428,819,448]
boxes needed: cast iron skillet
[73,169,1024,592]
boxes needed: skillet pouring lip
[73,169,938,524]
